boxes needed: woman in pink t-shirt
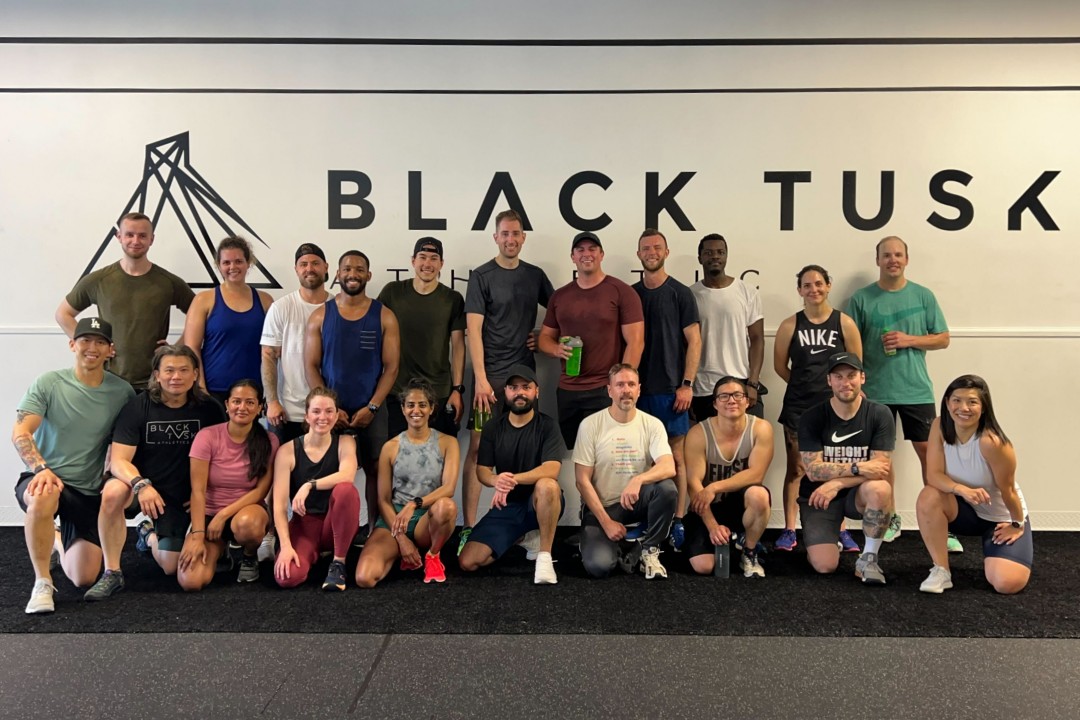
[179,379,278,590]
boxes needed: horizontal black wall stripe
[1,36,1079,47]
[2,86,1079,95]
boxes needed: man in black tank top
[683,377,774,578]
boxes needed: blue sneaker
[734,534,768,556]
[774,529,797,552]
[838,530,861,554]
[135,519,155,553]
[669,519,685,551]
[623,523,644,541]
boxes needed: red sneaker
[423,552,446,583]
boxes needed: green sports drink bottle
[563,336,583,377]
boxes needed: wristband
[32,463,49,475]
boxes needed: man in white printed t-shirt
[574,364,677,580]
[690,233,766,422]
[261,243,331,444]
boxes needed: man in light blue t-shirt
[847,236,952,548]
[12,317,135,614]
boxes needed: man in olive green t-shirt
[55,212,194,390]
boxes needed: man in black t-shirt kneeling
[458,364,566,585]
[798,352,895,585]
[84,345,226,601]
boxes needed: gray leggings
[580,479,677,578]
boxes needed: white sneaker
[919,565,954,594]
[517,530,541,561]
[25,578,56,614]
[640,546,668,580]
[533,551,558,585]
[740,552,765,579]
[257,530,277,563]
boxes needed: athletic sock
[864,537,882,555]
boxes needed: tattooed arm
[802,450,891,510]
[12,409,64,497]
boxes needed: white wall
[1,1,1078,527]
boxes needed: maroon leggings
[276,483,360,588]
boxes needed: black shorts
[690,394,764,423]
[15,472,101,551]
[682,486,772,557]
[467,375,508,432]
[204,514,240,544]
[556,386,610,449]
[949,498,1034,569]
[270,421,307,445]
[886,403,936,442]
[386,395,461,439]
[341,404,389,468]
[798,489,862,547]
[468,492,565,559]
[123,496,191,553]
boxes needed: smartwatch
[681,379,693,388]
[1010,520,1022,529]
[413,496,425,510]
[851,463,860,477]
[368,402,380,413]
[451,384,466,395]
[308,480,318,492]
[32,463,49,475]
[745,380,761,390]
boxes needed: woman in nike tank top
[773,265,862,552]
[354,379,459,587]
[272,387,361,591]
[915,375,1031,594]
[181,237,273,404]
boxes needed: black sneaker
[135,520,155,553]
[84,570,125,602]
[237,555,259,583]
[322,560,347,591]
[352,524,370,548]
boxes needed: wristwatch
[1010,520,1022,529]
[412,496,425,510]
[308,480,318,492]
[367,402,380,413]
[851,463,860,477]
[451,384,466,395]
[32,463,48,475]
[681,379,693,388]
[745,380,761,390]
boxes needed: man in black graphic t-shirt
[798,352,895,585]
[84,345,226,601]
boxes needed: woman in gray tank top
[916,375,1031,594]
[355,379,460,587]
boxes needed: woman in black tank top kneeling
[272,387,361,591]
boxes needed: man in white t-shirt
[690,233,766,421]
[261,243,331,444]
[574,364,677,579]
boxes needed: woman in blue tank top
[916,375,1031,594]
[772,265,862,552]
[181,237,273,403]
[355,378,460,587]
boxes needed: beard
[340,279,365,296]
[509,396,535,415]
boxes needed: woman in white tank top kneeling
[916,375,1031,594]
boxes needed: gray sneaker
[237,555,260,583]
[855,552,886,585]
[25,579,56,614]
[84,570,125,602]
[919,565,954,594]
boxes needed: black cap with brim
[73,317,113,343]
[827,352,864,373]
[504,363,538,385]
[571,231,602,250]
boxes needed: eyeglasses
[715,392,747,402]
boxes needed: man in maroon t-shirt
[539,231,644,448]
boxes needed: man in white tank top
[683,377,774,578]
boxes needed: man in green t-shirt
[12,317,135,614]
[56,212,195,390]
[847,236,953,548]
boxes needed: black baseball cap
[827,352,864,373]
[294,243,326,263]
[73,317,113,343]
[505,364,538,386]
[413,237,444,258]
[571,231,603,250]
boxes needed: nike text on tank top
[944,433,1026,523]
[391,429,444,506]
[289,434,340,516]
[701,415,758,503]
[780,310,845,427]
[321,299,384,412]
[203,286,266,393]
